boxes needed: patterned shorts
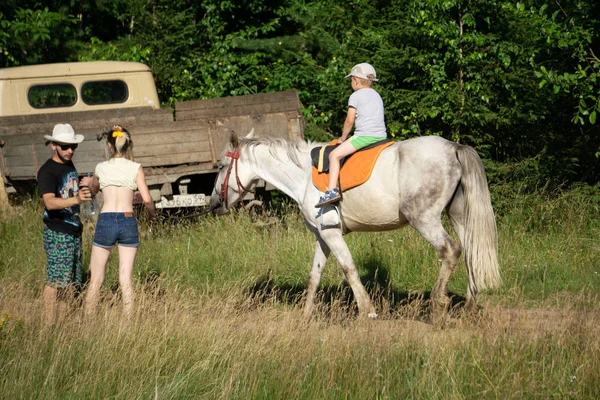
[43,226,83,288]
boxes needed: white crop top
[95,158,141,190]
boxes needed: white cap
[44,123,84,144]
[345,63,378,81]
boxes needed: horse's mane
[238,137,325,168]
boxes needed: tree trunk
[455,0,465,142]
[0,169,11,216]
[0,141,12,216]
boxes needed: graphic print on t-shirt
[43,170,81,227]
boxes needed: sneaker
[315,188,341,208]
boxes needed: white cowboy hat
[345,63,379,81]
[44,123,84,144]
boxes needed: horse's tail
[455,145,501,292]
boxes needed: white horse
[211,130,500,319]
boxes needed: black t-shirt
[37,158,82,236]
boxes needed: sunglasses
[58,143,78,151]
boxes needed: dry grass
[1,188,599,398]
[1,276,599,399]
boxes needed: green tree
[0,7,76,67]
[1,0,597,185]
[484,0,600,183]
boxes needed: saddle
[310,139,394,192]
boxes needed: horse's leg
[408,213,462,311]
[319,230,377,318]
[446,186,477,310]
[304,236,330,318]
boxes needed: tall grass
[1,186,599,399]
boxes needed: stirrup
[316,203,341,229]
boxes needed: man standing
[37,123,92,326]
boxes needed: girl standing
[84,125,157,317]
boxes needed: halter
[218,147,253,205]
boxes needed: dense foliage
[1,0,598,186]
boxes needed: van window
[82,80,128,105]
[28,83,77,109]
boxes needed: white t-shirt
[95,158,141,190]
[348,88,387,138]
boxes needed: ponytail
[99,125,133,160]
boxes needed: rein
[218,147,253,205]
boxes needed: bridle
[162,147,252,220]
[217,147,254,206]
[134,147,252,222]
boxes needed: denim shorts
[93,212,140,249]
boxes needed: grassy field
[1,185,599,399]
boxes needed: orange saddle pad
[311,140,395,192]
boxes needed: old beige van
[0,61,304,208]
[0,61,159,117]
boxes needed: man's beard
[57,151,72,163]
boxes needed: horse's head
[210,128,258,214]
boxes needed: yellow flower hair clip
[112,129,123,138]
